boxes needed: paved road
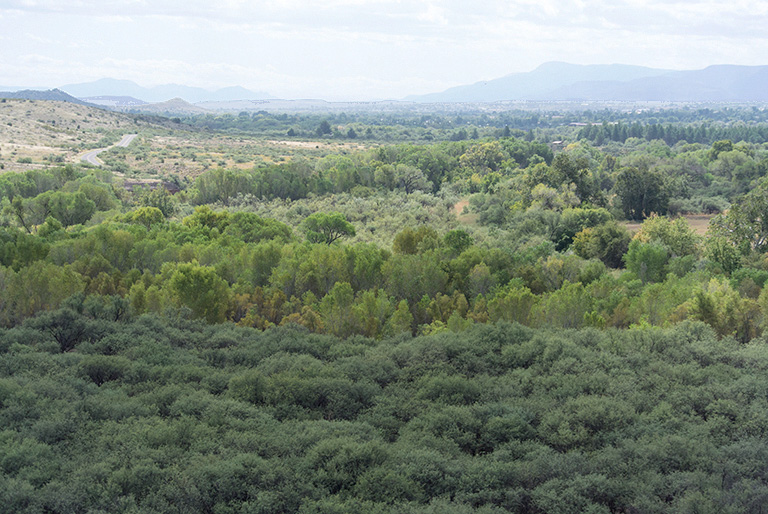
[80,134,138,166]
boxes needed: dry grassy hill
[0,98,179,173]
[0,98,370,179]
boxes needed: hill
[0,88,95,106]
[409,62,768,103]
[0,98,182,173]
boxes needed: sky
[1,0,768,101]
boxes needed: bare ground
[453,199,479,226]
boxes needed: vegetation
[5,100,768,511]
[4,315,768,512]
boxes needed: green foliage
[613,166,669,220]
[124,206,164,229]
[48,190,97,226]
[193,167,255,205]
[632,213,701,257]
[227,369,266,404]
[302,212,356,245]
[554,207,613,250]
[79,355,131,385]
[624,239,670,284]
[167,262,230,323]
[710,181,768,252]
[393,226,440,255]
[3,318,768,512]
[705,236,741,274]
[572,221,631,268]
[444,229,473,255]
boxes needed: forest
[3,102,768,512]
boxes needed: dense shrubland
[4,315,768,512]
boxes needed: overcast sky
[2,0,767,100]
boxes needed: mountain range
[4,63,768,108]
[56,78,275,103]
[408,62,768,103]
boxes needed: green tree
[709,182,768,252]
[395,164,431,194]
[613,166,668,220]
[572,221,631,268]
[167,262,231,323]
[384,299,413,336]
[633,214,701,257]
[48,191,96,226]
[316,120,333,137]
[302,212,356,245]
[624,239,669,284]
[126,207,164,230]
[444,229,473,256]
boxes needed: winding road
[80,134,138,166]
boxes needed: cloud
[3,0,768,99]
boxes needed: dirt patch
[453,199,479,226]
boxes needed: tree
[302,212,355,245]
[633,214,701,257]
[444,229,473,256]
[167,262,230,323]
[624,239,669,284]
[709,182,768,252]
[126,207,164,230]
[708,139,734,161]
[26,308,93,352]
[393,226,439,255]
[48,191,96,226]
[316,120,332,137]
[395,165,431,194]
[613,166,668,220]
[572,221,631,268]
[384,299,413,336]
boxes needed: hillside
[0,88,94,106]
[0,98,179,173]
[0,98,362,177]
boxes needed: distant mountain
[408,62,768,103]
[0,88,95,106]
[59,78,275,103]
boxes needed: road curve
[80,134,138,166]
